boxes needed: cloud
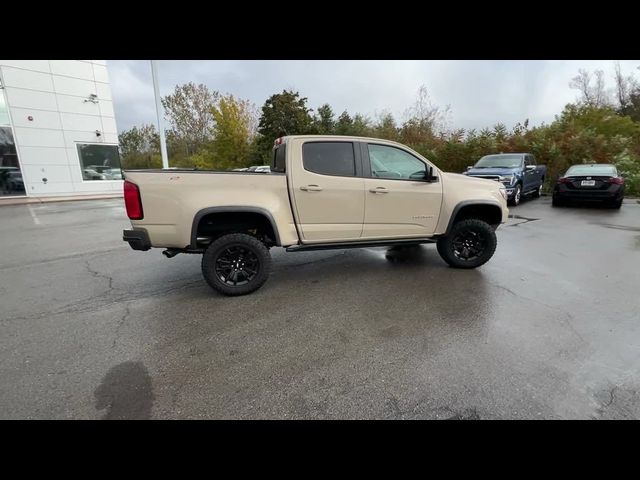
[107,60,640,134]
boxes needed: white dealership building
[0,60,122,200]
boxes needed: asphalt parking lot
[1,195,639,419]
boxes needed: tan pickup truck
[123,135,509,295]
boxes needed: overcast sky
[107,60,640,134]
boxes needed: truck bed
[123,170,299,248]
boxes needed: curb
[0,194,123,206]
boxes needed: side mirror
[466,166,473,170]
[426,166,438,182]
[410,166,438,182]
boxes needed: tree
[118,124,161,169]
[335,111,353,135]
[208,94,258,170]
[351,114,372,137]
[161,82,219,157]
[373,112,399,141]
[569,69,610,107]
[313,104,336,134]
[614,62,640,122]
[256,90,314,160]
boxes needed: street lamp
[150,60,169,169]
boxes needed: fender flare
[190,206,281,248]
[444,200,503,235]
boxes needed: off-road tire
[201,233,271,296]
[508,184,522,206]
[436,219,497,269]
[533,182,543,198]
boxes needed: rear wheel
[201,233,271,296]
[436,219,497,269]
[533,182,543,198]
[610,198,623,209]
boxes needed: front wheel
[201,233,271,296]
[436,219,497,269]
[508,184,522,206]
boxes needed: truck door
[289,140,365,242]
[524,154,537,190]
[361,143,443,238]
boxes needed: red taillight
[124,180,143,220]
[558,177,571,184]
[608,177,624,185]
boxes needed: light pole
[151,60,169,169]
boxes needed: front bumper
[123,228,151,251]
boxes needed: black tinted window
[303,142,355,177]
[272,144,286,173]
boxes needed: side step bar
[286,238,437,253]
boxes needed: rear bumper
[553,185,624,201]
[123,228,151,251]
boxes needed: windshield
[475,154,523,168]
[566,165,617,177]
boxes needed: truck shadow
[383,244,432,264]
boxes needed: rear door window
[302,142,356,177]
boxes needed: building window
[77,144,123,181]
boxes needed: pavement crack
[1,277,204,325]
[487,281,586,344]
[604,386,618,408]
[85,260,115,292]
[112,303,132,348]
[507,214,540,227]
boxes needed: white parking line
[27,205,41,225]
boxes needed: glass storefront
[77,144,123,181]
[0,85,25,197]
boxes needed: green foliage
[256,90,314,161]
[118,124,162,169]
[209,94,257,170]
[373,112,399,141]
[161,82,218,157]
[615,151,640,194]
[313,104,336,134]
[334,111,353,135]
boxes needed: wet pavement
[0,196,639,419]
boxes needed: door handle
[300,185,323,192]
[369,187,389,194]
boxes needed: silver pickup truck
[123,135,509,295]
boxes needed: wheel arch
[191,206,281,249]
[445,201,503,235]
